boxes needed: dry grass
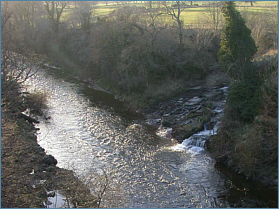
[205,71,230,88]
[1,113,46,208]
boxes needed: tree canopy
[218,1,257,81]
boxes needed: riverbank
[1,109,97,207]
[1,100,98,208]
[36,60,274,207]
[1,52,97,207]
[42,53,278,194]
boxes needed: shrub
[226,62,262,122]
[211,53,278,187]
[226,81,259,122]
[218,1,257,81]
[24,91,48,116]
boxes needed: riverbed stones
[186,96,203,105]
[142,86,228,142]
[208,89,225,101]
[162,119,172,127]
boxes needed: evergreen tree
[218,1,257,81]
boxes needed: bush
[225,62,262,122]
[24,91,48,116]
[226,81,259,122]
[211,53,278,188]
[218,1,257,81]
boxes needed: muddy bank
[1,103,97,208]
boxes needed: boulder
[208,90,225,101]
[172,122,205,143]
[162,120,172,127]
[42,155,57,166]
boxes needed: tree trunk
[177,2,183,47]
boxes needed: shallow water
[25,68,277,208]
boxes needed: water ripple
[23,68,273,208]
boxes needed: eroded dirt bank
[1,99,97,208]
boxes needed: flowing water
[25,68,277,208]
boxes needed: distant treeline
[1,1,277,108]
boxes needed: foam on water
[45,191,71,208]
[171,122,221,154]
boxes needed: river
[24,67,277,208]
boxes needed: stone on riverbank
[142,86,227,143]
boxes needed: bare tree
[81,168,126,207]
[207,2,223,30]
[1,1,12,31]
[44,1,67,33]
[163,1,184,47]
[10,1,44,48]
[71,1,96,33]
[241,9,278,53]
[1,51,37,97]
[1,1,13,50]
[135,8,167,51]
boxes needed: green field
[61,1,277,27]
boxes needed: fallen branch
[18,113,39,124]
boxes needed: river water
[25,68,277,208]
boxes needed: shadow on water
[215,164,278,208]
[44,69,144,123]
[79,85,144,122]
[40,67,278,208]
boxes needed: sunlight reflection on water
[23,68,275,208]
